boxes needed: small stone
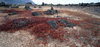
[34,6,37,8]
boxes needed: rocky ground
[0,6,100,47]
[55,6,100,18]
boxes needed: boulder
[58,19,75,27]
[58,19,69,24]
[45,10,55,15]
[55,10,60,13]
[66,23,75,27]
[51,6,54,10]
[47,20,58,29]
[25,5,31,10]
[8,12,18,15]
[12,18,31,28]
[39,5,42,8]
[44,7,60,15]
[32,12,42,16]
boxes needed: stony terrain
[55,6,100,18]
[0,6,100,47]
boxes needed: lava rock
[45,10,55,15]
[93,22,100,25]
[4,16,9,20]
[8,12,18,15]
[58,19,75,27]
[12,19,31,28]
[32,12,42,16]
[25,5,31,10]
[47,20,58,29]
[66,23,76,27]
[39,5,42,8]
[45,10,60,15]
[55,10,60,13]
[58,19,69,24]
[34,6,37,8]
[51,6,54,10]
[44,6,60,15]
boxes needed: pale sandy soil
[54,6,100,18]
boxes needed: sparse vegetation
[0,1,100,47]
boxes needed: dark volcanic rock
[8,12,18,15]
[32,12,42,16]
[47,20,58,29]
[45,10,55,15]
[12,18,31,28]
[25,5,32,10]
[11,5,19,8]
[34,6,37,8]
[58,19,75,27]
[58,19,69,24]
[39,5,42,8]
[66,23,76,27]
[45,6,55,15]
[44,10,60,15]
[55,10,60,13]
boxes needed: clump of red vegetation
[1,9,84,43]
[0,16,83,43]
[2,9,45,15]
[0,18,32,32]
[0,17,71,42]
[2,9,33,14]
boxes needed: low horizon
[33,0,100,5]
